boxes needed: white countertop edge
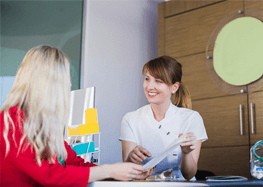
[88,181,209,187]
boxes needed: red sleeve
[0,107,96,187]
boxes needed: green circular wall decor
[213,17,263,86]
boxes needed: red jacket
[0,106,97,187]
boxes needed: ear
[171,82,180,94]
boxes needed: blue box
[70,142,95,155]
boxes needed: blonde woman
[120,56,208,180]
[0,45,153,186]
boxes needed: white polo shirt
[119,102,208,180]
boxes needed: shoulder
[175,106,202,120]
[123,104,150,121]
[9,106,25,120]
[0,106,25,127]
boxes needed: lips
[148,92,157,96]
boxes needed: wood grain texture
[192,94,249,148]
[177,53,247,100]
[244,0,263,92]
[164,1,243,58]
[248,91,263,145]
[164,0,224,18]
[198,146,251,178]
[158,3,165,56]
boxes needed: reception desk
[88,180,263,187]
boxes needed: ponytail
[171,82,192,109]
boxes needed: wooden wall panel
[158,3,165,56]
[164,0,224,18]
[248,91,263,145]
[164,1,243,58]
[245,0,263,92]
[244,0,263,9]
[198,146,251,178]
[192,94,249,148]
[178,53,230,100]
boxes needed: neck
[151,101,170,122]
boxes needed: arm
[121,140,151,164]
[179,133,202,180]
[121,140,155,178]
[89,162,154,182]
[121,115,151,163]
[122,140,137,162]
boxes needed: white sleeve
[119,114,138,143]
[189,112,208,142]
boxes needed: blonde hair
[142,56,192,109]
[1,45,71,165]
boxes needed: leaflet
[206,176,248,181]
[143,134,186,172]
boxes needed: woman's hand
[127,145,151,164]
[109,162,153,181]
[179,132,197,154]
[89,162,155,183]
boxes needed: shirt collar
[148,102,178,123]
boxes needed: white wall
[0,76,15,107]
[82,0,160,164]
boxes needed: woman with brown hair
[0,45,153,186]
[120,56,208,180]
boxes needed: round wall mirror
[206,8,263,94]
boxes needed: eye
[145,77,149,81]
[156,80,163,83]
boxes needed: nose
[147,80,155,90]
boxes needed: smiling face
[143,72,178,106]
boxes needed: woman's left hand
[179,132,197,154]
[140,167,155,180]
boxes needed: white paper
[143,134,186,171]
[206,176,248,181]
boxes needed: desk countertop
[88,179,263,187]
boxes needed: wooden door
[194,94,251,178]
[177,53,247,101]
[245,0,263,93]
[248,91,263,145]
[192,94,249,148]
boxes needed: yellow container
[68,108,99,136]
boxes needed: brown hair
[142,56,192,109]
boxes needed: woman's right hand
[127,145,151,164]
[109,162,152,181]
[89,162,154,182]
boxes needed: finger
[127,174,138,181]
[130,153,140,164]
[131,152,143,163]
[181,141,194,147]
[139,173,149,180]
[139,147,152,157]
[183,137,196,144]
[134,149,148,160]
[186,132,196,139]
[130,169,143,175]
[137,171,151,180]
[132,164,144,172]
[134,174,146,180]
